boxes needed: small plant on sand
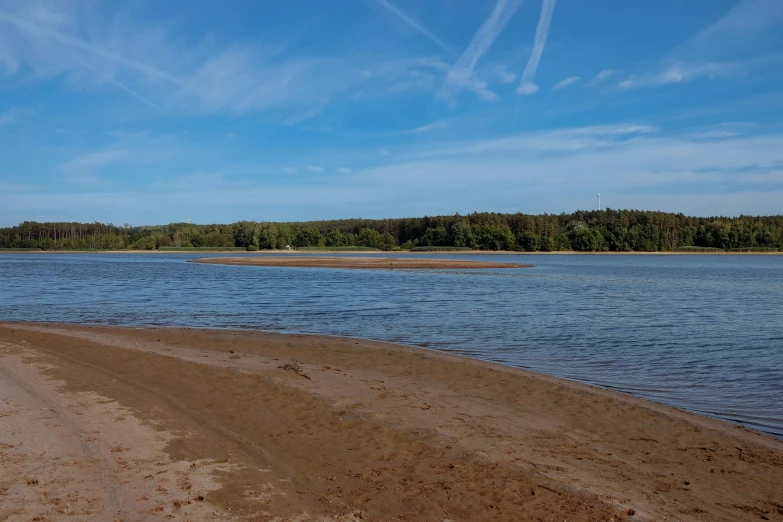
[278,361,311,380]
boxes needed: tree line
[1,210,782,252]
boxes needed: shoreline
[1,249,781,255]
[1,322,781,521]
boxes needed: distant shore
[1,249,781,255]
[1,322,781,521]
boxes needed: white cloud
[517,81,538,96]
[517,0,557,95]
[619,60,741,89]
[378,148,392,156]
[337,167,352,173]
[440,0,523,101]
[283,167,297,174]
[494,65,516,84]
[306,165,324,173]
[552,76,580,90]
[588,69,616,86]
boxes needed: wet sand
[1,323,781,521]
[190,256,532,269]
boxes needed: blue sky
[1,0,782,225]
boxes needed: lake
[1,252,781,437]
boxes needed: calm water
[1,253,781,437]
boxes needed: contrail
[68,53,166,114]
[441,0,524,100]
[517,0,557,95]
[373,0,456,55]
[0,9,182,86]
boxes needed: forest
[1,210,781,252]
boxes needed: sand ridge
[189,256,533,269]
[1,323,782,521]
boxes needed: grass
[675,246,724,252]
[410,246,473,252]
[728,247,779,252]
[676,246,780,252]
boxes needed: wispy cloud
[353,124,783,214]
[337,167,353,173]
[283,167,297,174]
[440,0,523,102]
[689,130,742,140]
[679,0,783,61]
[306,165,325,173]
[5,122,783,222]
[0,108,24,125]
[371,119,449,137]
[686,122,755,140]
[57,150,129,184]
[0,5,443,120]
[552,76,579,90]
[494,65,517,84]
[65,51,165,114]
[412,123,657,159]
[617,54,783,89]
[378,148,392,156]
[588,69,616,86]
[619,0,783,91]
[282,103,329,126]
[406,121,447,133]
[59,150,129,173]
[517,0,557,96]
[373,0,455,55]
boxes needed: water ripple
[0,252,781,438]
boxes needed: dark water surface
[1,253,781,437]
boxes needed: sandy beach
[189,257,533,269]
[1,323,781,521]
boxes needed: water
[1,252,781,437]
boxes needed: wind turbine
[597,190,601,211]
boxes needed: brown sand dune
[1,323,781,521]
[190,256,532,269]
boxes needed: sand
[190,256,532,269]
[1,323,781,521]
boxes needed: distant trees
[1,210,782,252]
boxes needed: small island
[190,256,532,269]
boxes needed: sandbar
[1,323,781,521]
[190,256,533,269]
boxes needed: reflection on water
[1,252,782,437]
